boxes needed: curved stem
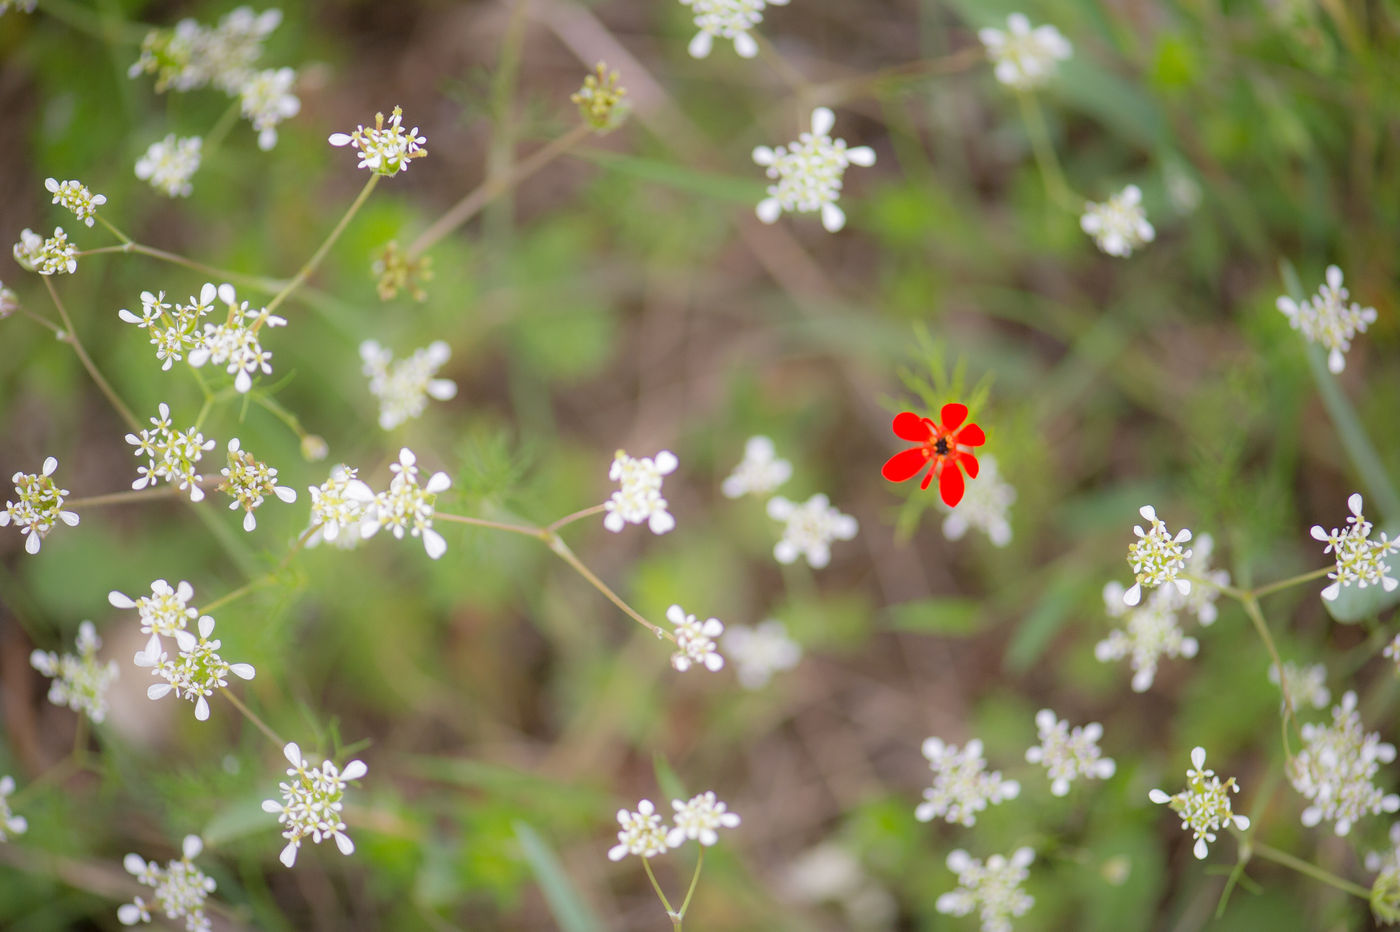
[265,174,380,315]
[1252,566,1334,600]
[544,503,606,534]
[66,476,219,510]
[676,847,705,918]
[1241,594,1297,756]
[221,690,285,748]
[42,277,141,432]
[640,858,679,927]
[437,512,547,539]
[1248,841,1371,900]
[95,214,132,246]
[77,242,287,293]
[547,537,671,641]
[1015,90,1077,211]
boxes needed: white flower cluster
[261,741,368,868]
[361,447,453,559]
[0,281,17,318]
[753,107,876,233]
[45,178,106,228]
[359,339,458,430]
[1310,493,1398,601]
[1122,505,1192,606]
[125,403,216,501]
[604,449,678,535]
[119,284,267,377]
[0,456,80,555]
[1081,185,1155,258]
[1024,709,1116,797]
[1149,746,1250,859]
[936,847,1036,932]
[1277,266,1378,374]
[721,435,792,499]
[938,454,1016,547]
[135,135,203,198]
[12,226,78,276]
[767,493,859,569]
[0,775,27,842]
[723,619,801,689]
[218,438,298,531]
[134,614,256,722]
[187,283,288,393]
[118,834,217,932]
[1268,661,1330,713]
[110,579,199,639]
[915,737,1020,827]
[667,604,726,673]
[978,14,1072,89]
[607,792,740,860]
[329,105,428,176]
[30,621,118,723]
[238,66,302,151]
[678,0,789,59]
[1287,691,1400,835]
[306,465,376,548]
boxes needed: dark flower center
[933,437,950,456]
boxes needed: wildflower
[118,834,217,931]
[359,339,458,430]
[572,62,628,132]
[1150,746,1250,859]
[1277,266,1378,374]
[371,241,433,302]
[723,619,800,688]
[881,405,986,507]
[978,13,1071,89]
[239,67,301,151]
[936,847,1035,932]
[128,6,282,95]
[0,456,80,555]
[119,286,212,371]
[1288,691,1400,835]
[753,107,876,233]
[679,0,790,59]
[12,227,78,276]
[261,741,367,868]
[1024,709,1115,797]
[30,621,119,723]
[916,737,1020,827]
[1174,532,1229,625]
[219,438,297,532]
[668,604,726,673]
[721,435,792,498]
[45,178,107,227]
[125,402,216,501]
[328,105,427,176]
[0,776,27,842]
[135,135,202,198]
[307,465,375,547]
[1385,636,1400,674]
[668,792,740,847]
[361,448,452,559]
[1122,505,1192,606]
[1268,661,1330,712]
[767,492,858,568]
[1367,824,1400,925]
[187,283,287,394]
[109,579,199,641]
[938,454,1015,546]
[1310,493,1399,601]
[1081,185,1155,258]
[1095,581,1198,692]
[607,799,673,861]
[134,615,255,722]
[603,449,678,535]
[0,281,17,318]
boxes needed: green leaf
[513,823,606,932]
[887,597,986,636]
[1005,571,1084,673]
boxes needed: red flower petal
[959,452,980,479]
[939,461,965,506]
[882,447,930,483]
[891,411,932,442]
[955,423,986,447]
[940,403,968,432]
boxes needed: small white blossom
[361,448,452,559]
[978,13,1071,89]
[936,847,1035,932]
[939,454,1015,547]
[133,615,255,722]
[109,579,199,641]
[721,435,792,498]
[0,456,80,554]
[604,449,678,535]
[0,281,17,318]
[1149,746,1250,859]
[1024,709,1116,797]
[1268,661,1330,713]
[306,464,375,548]
[767,492,858,569]
[261,741,367,868]
[125,402,216,501]
[1385,636,1400,674]
[328,105,427,176]
[1310,493,1398,601]
[916,737,1020,827]
[1366,822,1400,875]
[723,619,800,688]
[118,834,217,932]
[12,226,78,275]
[1173,532,1229,625]
[1081,185,1155,258]
[667,791,741,847]
[44,178,107,227]
[0,776,27,842]
[667,604,725,673]
[219,438,297,531]
[607,799,674,861]
[359,339,458,430]
[135,135,202,198]
[1277,265,1378,374]
[678,0,789,59]
[1095,581,1198,692]
[119,285,210,371]
[240,67,301,151]
[186,282,287,394]
[128,6,282,95]
[1288,691,1400,836]
[753,107,876,233]
[1122,505,1192,606]
[29,621,118,723]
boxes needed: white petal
[1191,746,1207,769]
[230,663,256,680]
[425,472,451,494]
[123,853,146,874]
[183,834,203,859]
[117,904,142,925]
[283,742,303,767]
[147,684,173,700]
[1328,349,1346,374]
[328,133,352,147]
[733,31,758,58]
[334,831,355,855]
[1193,838,1209,859]
[243,511,258,532]
[847,146,876,167]
[279,842,298,867]
[687,31,713,59]
[752,146,776,166]
[342,760,368,781]
[275,486,298,503]
[820,202,846,233]
[755,197,782,224]
[422,528,447,560]
[811,107,835,137]
[261,799,283,813]
[195,697,210,720]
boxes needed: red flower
[880,404,985,507]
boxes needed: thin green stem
[77,242,286,293]
[544,503,606,534]
[221,690,285,748]
[676,847,705,918]
[265,174,380,315]
[640,858,679,928]
[17,306,65,335]
[1251,566,1334,600]
[200,577,275,616]
[36,0,150,43]
[1015,90,1077,211]
[200,99,243,158]
[437,512,547,539]
[1249,841,1371,900]
[753,31,811,96]
[43,277,141,432]
[1241,594,1297,756]
[95,213,132,246]
[547,537,671,641]
[67,477,218,509]
[1179,571,1247,602]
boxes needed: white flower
[1024,709,1115,797]
[1287,691,1400,836]
[307,464,375,548]
[1310,493,1398,601]
[1122,505,1192,606]
[1149,746,1250,859]
[1366,822,1400,875]
[109,578,199,641]
[218,438,297,531]
[0,775,27,842]
[29,621,118,723]
[119,285,215,372]
[129,6,282,95]
[0,281,17,319]
[915,737,1020,827]
[1171,532,1229,625]
[936,847,1035,932]
[135,135,202,198]
[939,454,1015,547]
[1385,636,1400,674]
[328,105,427,176]
[44,178,107,227]
[125,402,216,501]
[359,339,458,430]
[978,13,1071,89]
[0,456,80,554]
[1081,185,1155,258]
[667,791,740,847]
[118,834,217,931]
[12,226,78,275]
[1268,661,1330,713]
[1094,581,1198,692]
[721,435,792,498]
[667,604,726,673]
[607,799,674,861]
[723,619,801,688]
[240,67,301,151]
[678,0,790,59]
[186,282,286,394]
[133,615,255,722]
[766,492,858,569]
[753,107,876,233]
[360,447,452,559]
[1277,265,1378,374]
[261,741,368,868]
[603,449,678,535]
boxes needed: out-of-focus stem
[265,174,380,314]
[43,277,140,432]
